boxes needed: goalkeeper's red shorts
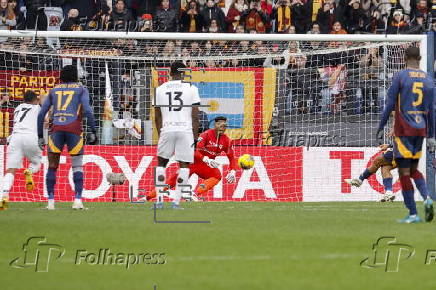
[190,161,222,180]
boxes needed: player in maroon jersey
[147,116,237,201]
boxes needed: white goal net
[0,31,426,202]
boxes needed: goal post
[0,30,429,202]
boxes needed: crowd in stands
[0,0,432,34]
[0,0,434,144]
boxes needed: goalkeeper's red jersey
[194,129,238,170]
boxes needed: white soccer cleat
[379,191,395,202]
[345,178,363,187]
[181,191,203,202]
[72,199,86,210]
[46,200,55,210]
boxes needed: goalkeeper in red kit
[146,116,237,201]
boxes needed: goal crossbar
[0,30,426,42]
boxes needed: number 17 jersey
[40,83,94,136]
[154,80,201,133]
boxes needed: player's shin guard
[46,168,57,200]
[399,175,417,215]
[174,168,189,206]
[411,170,429,200]
[382,178,393,192]
[0,173,14,199]
[359,169,372,181]
[197,177,220,195]
[73,171,84,199]
[155,166,166,203]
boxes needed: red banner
[0,70,59,100]
[4,146,303,202]
[0,70,59,143]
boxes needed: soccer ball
[238,154,254,170]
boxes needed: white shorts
[157,131,194,163]
[6,134,42,169]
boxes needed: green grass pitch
[1,202,436,290]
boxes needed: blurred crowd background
[0,0,433,34]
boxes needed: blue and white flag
[195,82,245,129]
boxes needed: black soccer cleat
[424,198,434,222]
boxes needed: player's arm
[37,92,52,138]
[426,86,436,152]
[80,87,98,144]
[378,73,400,133]
[154,107,162,138]
[81,88,96,131]
[427,86,435,138]
[226,141,238,171]
[153,87,163,137]
[194,131,208,161]
[225,140,237,183]
[194,132,219,168]
[191,85,201,142]
[192,104,199,142]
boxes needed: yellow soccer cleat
[0,198,9,210]
[24,169,34,191]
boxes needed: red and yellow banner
[0,70,59,100]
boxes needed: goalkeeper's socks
[46,168,57,199]
[382,177,393,192]
[73,171,84,199]
[411,170,429,200]
[197,177,220,195]
[400,175,417,215]
[0,173,14,199]
[359,169,372,181]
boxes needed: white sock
[1,173,14,199]
[48,199,55,205]
[74,198,82,203]
[174,168,190,205]
[155,166,166,203]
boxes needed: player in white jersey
[0,91,42,210]
[153,61,200,209]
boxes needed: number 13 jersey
[154,80,201,133]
